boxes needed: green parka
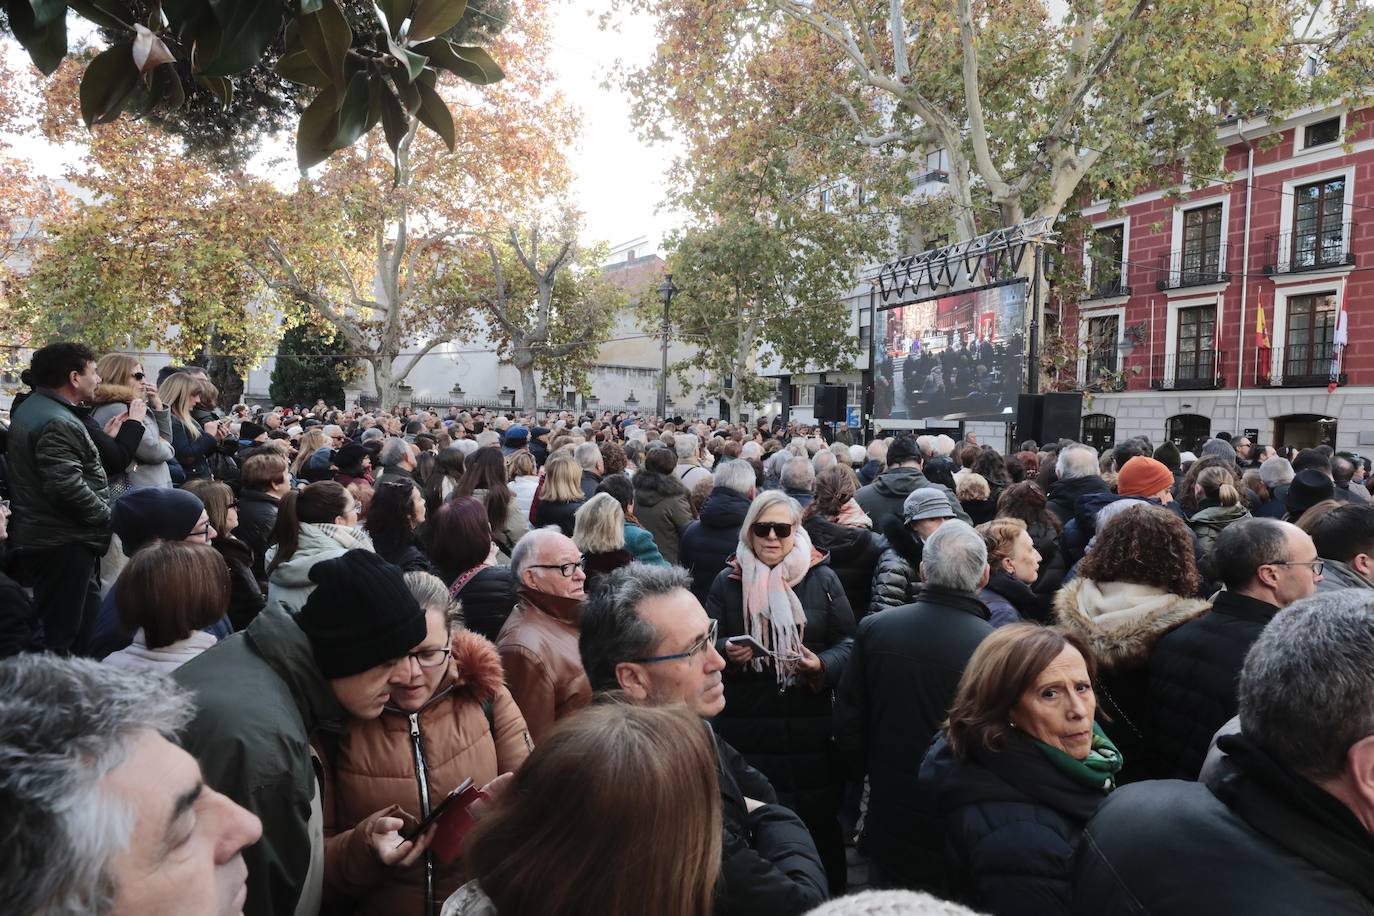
[6,388,111,553]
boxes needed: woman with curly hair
[1052,502,1209,780]
[802,464,886,619]
[996,482,1067,620]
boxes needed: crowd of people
[4,340,1374,916]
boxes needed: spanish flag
[1256,301,1271,383]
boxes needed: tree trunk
[372,358,400,411]
[511,346,538,412]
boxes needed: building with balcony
[1060,103,1374,452]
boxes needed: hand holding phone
[726,634,766,665]
[398,777,485,865]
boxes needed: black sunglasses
[751,521,793,539]
[132,372,145,381]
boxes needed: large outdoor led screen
[873,279,1028,425]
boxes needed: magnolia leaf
[415,77,454,151]
[296,86,340,169]
[132,24,177,73]
[374,0,410,37]
[408,0,467,42]
[194,0,282,76]
[194,73,233,108]
[374,73,409,152]
[80,40,143,125]
[299,0,324,12]
[275,49,330,87]
[68,0,135,31]
[299,0,352,90]
[28,0,67,26]
[6,0,68,75]
[138,62,186,115]
[331,71,370,151]
[415,40,502,84]
[389,69,421,115]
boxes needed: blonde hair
[542,452,585,503]
[94,353,139,390]
[507,450,536,479]
[159,372,202,434]
[976,517,1028,570]
[292,428,329,475]
[574,493,626,554]
[957,473,991,501]
[1197,465,1241,507]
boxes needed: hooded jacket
[320,630,532,916]
[833,584,993,888]
[175,607,348,916]
[1188,501,1251,556]
[90,382,176,489]
[919,732,1111,915]
[632,468,694,564]
[1054,578,1209,780]
[6,388,112,553]
[266,523,374,612]
[979,570,1040,628]
[102,627,218,673]
[855,465,968,531]
[803,515,887,621]
[681,486,754,601]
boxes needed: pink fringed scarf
[737,524,814,687]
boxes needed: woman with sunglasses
[318,571,532,916]
[90,353,175,490]
[705,489,857,895]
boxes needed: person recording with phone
[705,491,857,895]
[91,353,176,490]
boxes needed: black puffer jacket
[437,564,517,642]
[706,556,855,817]
[868,515,923,616]
[919,733,1110,915]
[214,535,267,631]
[680,487,752,602]
[1074,733,1374,915]
[1026,521,1066,622]
[1045,475,1109,530]
[802,516,886,621]
[1147,590,1278,780]
[833,584,994,888]
[235,489,279,585]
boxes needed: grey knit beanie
[805,890,986,916]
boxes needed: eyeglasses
[405,647,452,669]
[529,557,586,577]
[132,372,145,381]
[188,526,213,542]
[631,620,718,665]
[227,501,239,510]
[1268,559,1325,575]
[751,521,793,539]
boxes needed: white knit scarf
[737,524,813,687]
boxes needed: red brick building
[1061,102,1374,453]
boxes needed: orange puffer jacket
[320,629,533,916]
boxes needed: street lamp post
[657,274,678,419]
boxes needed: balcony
[1151,351,1225,390]
[1077,346,1127,391]
[1251,344,1346,387]
[1156,243,1230,290]
[916,169,949,185]
[1264,222,1356,275]
[1082,279,1131,301]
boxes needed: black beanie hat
[334,442,370,473]
[239,420,267,441]
[1285,469,1335,517]
[294,550,426,678]
[112,487,206,556]
[1153,441,1182,473]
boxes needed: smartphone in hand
[400,777,484,864]
[726,634,769,656]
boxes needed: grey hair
[475,430,500,449]
[921,520,988,593]
[452,438,478,457]
[405,570,461,628]
[1056,443,1100,480]
[740,441,763,461]
[848,445,867,465]
[867,439,887,461]
[574,493,627,554]
[360,426,385,443]
[574,442,603,472]
[1260,456,1295,488]
[378,437,410,468]
[578,564,695,692]
[0,655,195,916]
[781,456,816,492]
[510,526,570,581]
[1239,590,1374,781]
[740,490,803,545]
[713,459,756,496]
[674,432,700,461]
[813,450,837,473]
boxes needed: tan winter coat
[320,630,532,916]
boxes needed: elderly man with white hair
[674,432,713,490]
[835,520,994,889]
[1046,442,1109,525]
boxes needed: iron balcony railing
[1082,279,1132,300]
[1156,242,1230,290]
[1076,345,1126,391]
[1251,343,1345,387]
[1264,222,1356,274]
[1151,351,1225,390]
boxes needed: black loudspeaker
[815,385,847,422]
[1040,392,1084,444]
[1015,394,1043,444]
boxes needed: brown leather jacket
[319,630,532,916]
[495,588,591,742]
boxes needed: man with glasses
[579,563,828,915]
[496,528,592,741]
[1149,518,1323,779]
[175,549,429,916]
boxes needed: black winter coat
[715,731,828,916]
[833,584,994,887]
[1045,475,1109,530]
[868,515,922,616]
[235,489,279,586]
[0,564,35,657]
[855,465,968,531]
[1147,590,1279,779]
[437,564,517,642]
[1073,733,1374,915]
[680,487,752,602]
[215,535,267,631]
[532,497,584,537]
[706,558,856,816]
[919,733,1109,916]
[1026,521,1066,622]
[802,517,886,621]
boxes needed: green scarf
[1034,722,1123,793]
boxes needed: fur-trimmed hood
[1053,577,1210,670]
[429,629,505,708]
[631,467,689,506]
[91,382,143,408]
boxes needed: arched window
[1166,414,1211,451]
[1080,414,1116,453]
[1274,414,1337,449]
